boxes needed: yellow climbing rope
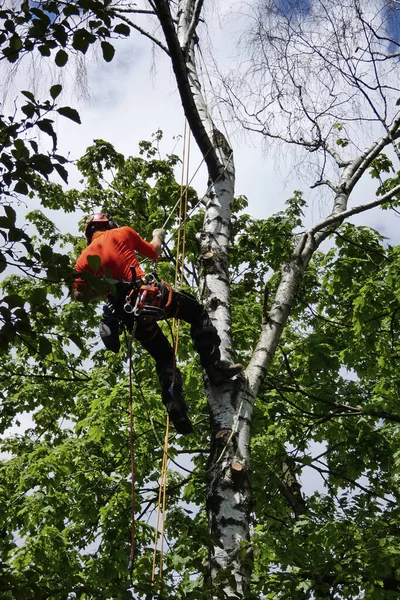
[151,118,191,584]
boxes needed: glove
[152,228,166,243]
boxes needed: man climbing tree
[74,212,243,434]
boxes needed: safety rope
[174,118,190,293]
[127,110,239,583]
[127,336,136,572]
[162,150,233,246]
[151,418,170,582]
[161,145,207,231]
[165,101,245,471]
[151,119,191,586]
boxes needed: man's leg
[162,287,243,385]
[134,319,193,435]
[99,304,121,353]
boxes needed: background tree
[1,0,400,598]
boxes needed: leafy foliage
[0,0,130,67]
[1,133,400,598]
[0,136,213,600]
[248,222,400,599]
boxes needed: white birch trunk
[247,115,400,397]
[181,15,254,599]
[151,1,254,596]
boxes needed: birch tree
[116,0,400,596]
[1,0,400,598]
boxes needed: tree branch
[114,12,170,54]
[309,183,400,235]
[152,0,223,180]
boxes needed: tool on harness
[123,273,173,322]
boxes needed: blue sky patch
[277,0,312,18]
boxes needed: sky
[1,0,398,242]
[276,0,400,32]
[278,0,312,17]
[52,35,285,232]
[36,0,398,245]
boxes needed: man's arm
[151,228,166,258]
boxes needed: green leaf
[100,41,115,62]
[57,106,81,124]
[72,29,95,54]
[87,254,101,272]
[29,140,38,154]
[31,153,54,176]
[21,90,35,102]
[30,287,47,306]
[88,425,104,442]
[8,227,24,242]
[54,163,69,183]
[4,19,15,33]
[4,205,16,223]
[4,294,25,308]
[38,336,52,356]
[52,24,68,47]
[37,119,56,140]
[21,103,36,118]
[55,49,68,67]
[10,34,22,51]
[3,46,19,63]
[40,245,53,262]
[38,44,51,57]
[63,3,80,17]
[113,23,130,36]
[14,180,29,195]
[50,84,62,100]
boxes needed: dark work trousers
[111,281,221,405]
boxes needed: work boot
[157,365,193,434]
[165,398,193,435]
[205,360,243,386]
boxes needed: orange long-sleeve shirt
[74,226,157,296]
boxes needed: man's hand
[151,228,166,257]
[152,228,166,243]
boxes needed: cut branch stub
[215,428,231,441]
[231,461,244,472]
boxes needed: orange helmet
[84,213,118,243]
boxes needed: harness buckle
[123,299,135,314]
